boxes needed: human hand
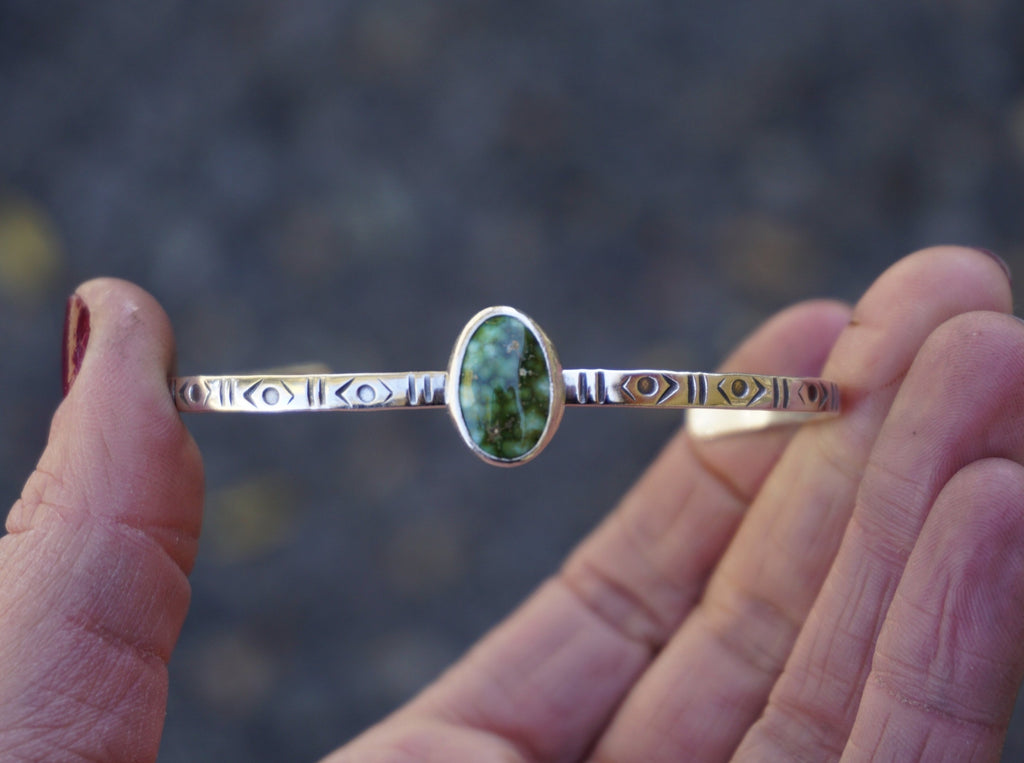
[1,247,1021,761]
[333,246,1024,761]
[0,279,203,760]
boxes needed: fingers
[0,280,203,761]
[591,246,1014,762]
[736,310,1024,759]
[560,298,851,647]
[328,299,850,762]
[844,458,1024,762]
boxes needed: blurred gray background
[2,1,1024,760]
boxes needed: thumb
[0,279,203,761]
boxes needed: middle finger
[590,246,1014,762]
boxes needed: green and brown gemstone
[457,314,552,461]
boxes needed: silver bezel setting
[445,306,565,467]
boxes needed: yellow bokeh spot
[0,196,63,301]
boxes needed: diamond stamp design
[170,306,839,465]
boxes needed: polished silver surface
[560,368,838,413]
[171,369,837,413]
[172,371,449,413]
[171,307,840,464]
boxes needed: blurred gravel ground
[2,2,1024,760]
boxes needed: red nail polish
[62,294,91,397]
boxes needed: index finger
[329,297,850,762]
[594,246,1014,762]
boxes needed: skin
[0,246,1022,761]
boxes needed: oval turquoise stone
[458,315,551,461]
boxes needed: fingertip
[783,297,855,323]
[877,310,1024,469]
[720,298,853,378]
[917,457,1024,586]
[63,277,183,439]
[71,277,178,383]
[21,277,203,567]
[928,244,1013,285]
[769,297,855,338]
[869,245,1013,316]
[684,298,852,496]
[967,246,1013,282]
[822,247,1016,402]
[921,307,1024,372]
[0,279,202,760]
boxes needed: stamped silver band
[171,306,839,465]
[171,369,837,414]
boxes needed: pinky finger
[843,458,1024,762]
